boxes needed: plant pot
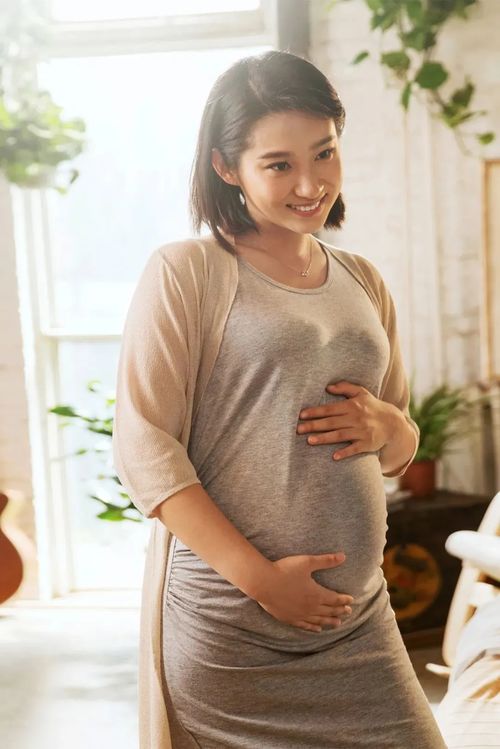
[399,460,436,497]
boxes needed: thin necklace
[232,234,316,277]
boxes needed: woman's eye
[267,148,336,172]
[317,148,335,159]
[267,161,290,172]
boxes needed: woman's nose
[294,175,324,199]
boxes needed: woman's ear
[211,147,239,187]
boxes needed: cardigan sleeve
[377,279,419,478]
[112,248,201,519]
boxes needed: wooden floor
[0,593,449,749]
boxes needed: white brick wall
[312,0,500,493]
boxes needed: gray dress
[162,243,447,748]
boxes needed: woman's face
[217,110,342,237]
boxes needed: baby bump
[294,451,389,602]
[227,450,390,605]
[166,550,389,653]
[166,455,389,649]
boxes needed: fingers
[318,595,353,609]
[310,609,350,625]
[311,616,342,626]
[298,621,322,633]
[299,605,352,632]
[317,604,352,617]
[298,616,341,633]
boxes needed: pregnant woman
[112,50,447,748]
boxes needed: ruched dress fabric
[161,243,447,749]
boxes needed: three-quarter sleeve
[112,248,201,519]
[375,270,420,478]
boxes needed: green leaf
[401,27,436,51]
[441,109,477,127]
[405,0,424,24]
[451,79,474,108]
[452,0,477,19]
[351,51,370,65]
[371,6,399,32]
[415,61,448,89]
[381,50,411,73]
[401,81,413,110]
[49,404,85,418]
[477,131,495,145]
[96,508,126,521]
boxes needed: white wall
[312,0,500,493]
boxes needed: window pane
[57,340,150,590]
[50,0,260,22]
[37,45,271,332]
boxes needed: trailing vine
[325,0,495,156]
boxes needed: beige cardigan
[112,233,419,749]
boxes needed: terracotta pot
[399,460,436,497]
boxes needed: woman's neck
[223,228,313,263]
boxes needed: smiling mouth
[287,194,327,212]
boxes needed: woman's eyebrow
[257,134,335,160]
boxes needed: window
[20,1,276,595]
[50,0,261,22]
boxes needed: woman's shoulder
[155,235,208,265]
[320,239,385,293]
[153,233,232,272]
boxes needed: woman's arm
[152,482,275,601]
[377,405,419,476]
[374,264,420,478]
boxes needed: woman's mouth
[286,194,327,217]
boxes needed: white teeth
[289,199,321,212]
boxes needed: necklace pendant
[301,270,309,276]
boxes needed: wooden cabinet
[382,489,492,647]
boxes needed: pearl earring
[238,189,246,206]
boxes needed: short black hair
[189,49,346,255]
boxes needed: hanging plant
[325,0,495,156]
[0,0,88,193]
[0,87,87,193]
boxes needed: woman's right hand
[255,552,354,633]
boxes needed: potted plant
[399,383,476,497]
[48,379,142,523]
[0,86,87,193]
[0,1,87,193]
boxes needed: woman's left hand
[296,380,399,461]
